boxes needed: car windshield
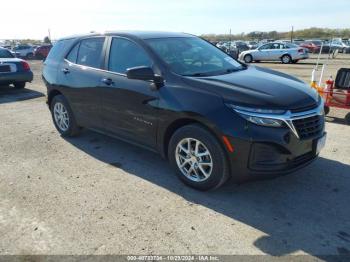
[0,49,14,58]
[146,37,245,76]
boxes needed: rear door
[97,36,159,149]
[43,39,74,88]
[269,43,285,60]
[57,37,107,128]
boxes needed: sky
[1,0,349,40]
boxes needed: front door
[256,43,272,60]
[98,37,159,149]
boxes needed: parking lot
[0,54,350,256]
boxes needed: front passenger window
[108,38,152,74]
[259,44,271,50]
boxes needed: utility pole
[291,26,294,42]
[48,28,51,41]
[229,28,232,50]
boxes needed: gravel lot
[0,54,350,257]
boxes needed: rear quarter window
[46,39,75,63]
[66,43,80,63]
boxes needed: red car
[299,41,320,53]
[34,45,52,59]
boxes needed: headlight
[239,114,284,127]
[226,104,285,127]
[228,105,285,115]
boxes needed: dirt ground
[0,54,350,257]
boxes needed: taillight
[298,48,304,53]
[21,61,30,71]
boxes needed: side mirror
[127,66,155,81]
[126,66,164,90]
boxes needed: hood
[182,66,319,111]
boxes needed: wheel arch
[160,117,229,162]
[48,89,63,108]
[280,53,292,59]
[244,53,253,61]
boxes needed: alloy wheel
[175,138,213,182]
[244,55,252,63]
[282,55,291,63]
[53,102,70,132]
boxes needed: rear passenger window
[66,43,79,63]
[46,38,75,63]
[76,38,105,68]
[108,38,152,74]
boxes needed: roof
[105,31,193,39]
[58,31,194,41]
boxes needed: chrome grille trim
[234,99,325,139]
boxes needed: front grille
[291,103,318,113]
[293,115,324,140]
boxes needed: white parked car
[12,45,35,59]
[239,42,309,64]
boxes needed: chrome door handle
[101,78,114,86]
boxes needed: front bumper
[0,71,33,83]
[225,125,325,182]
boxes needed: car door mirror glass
[126,66,156,81]
[127,66,164,90]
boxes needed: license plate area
[0,65,11,73]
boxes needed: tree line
[202,27,350,42]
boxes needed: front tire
[243,54,253,63]
[324,106,330,116]
[50,95,81,137]
[168,124,230,191]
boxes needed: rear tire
[243,54,253,63]
[168,124,230,191]
[281,55,292,64]
[13,82,26,89]
[50,95,81,137]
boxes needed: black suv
[42,31,326,190]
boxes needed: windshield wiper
[183,72,211,77]
[183,66,246,77]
